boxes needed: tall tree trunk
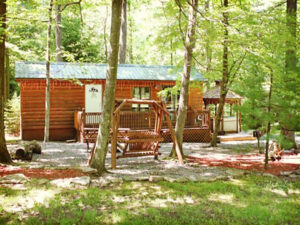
[4,47,8,102]
[128,1,133,63]
[170,0,198,157]
[281,0,297,149]
[44,0,54,142]
[103,5,109,62]
[211,0,229,147]
[55,4,63,62]
[91,0,123,174]
[204,0,212,73]
[265,71,273,169]
[0,0,12,164]
[119,0,127,64]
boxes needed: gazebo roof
[203,86,241,99]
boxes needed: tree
[55,4,63,62]
[0,0,12,164]
[90,0,123,174]
[44,0,54,142]
[169,0,198,157]
[280,0,297,149]
[119,0,127,63]
[55,0,82,62]
[210,0,230,147]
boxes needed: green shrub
[4,95,20,135]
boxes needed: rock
[50,178,72,188]
[292,168,300,175]
[123,176,138,182]
[50,176,90,188]
[36,179,49,185]
[25,140,42,154]
[226,168,245,178]
[97,177,111,187]
[280,171,293,176]
[289,174,300,179]
[187,175,198,182]
[174,177,189,183]
[149,176,164,182]
[70,176,90,186]
[163,177,176,182]
[80,167,98,174]
[186,163,199,168]
[262,173,278,178]
[106,176,123,183]
[137,176,149,181]
[0,173,29,184]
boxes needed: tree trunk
[0,0,12,164]
[119,0,127,64]
[103,5,109,62]
[281,0,297,149]
[211,0,229,147]
[55,4,63,62]
[44,0,54,143]
[204,0,212,73]
[90,0,123,174]
[128,1,133,63]
[265,71,273,169]
[170,0,198,157]
[4,48,9,102]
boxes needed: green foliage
[4,95,20,135]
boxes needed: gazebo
[203,81,242,134]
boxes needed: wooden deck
[74,109,212,148]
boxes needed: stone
[36,179,49,185]
[174,177,189,183]
[123,176,139,182]
[25,140,42,154]
[163,177,176,182]
[0,173,29,184]
[262,173,277,178]
[280,171,293,176]
[149,176,164,182]
[187,175,198,182]
[106,176,123,183]
[226,168,245,178]
[80,167,98,174]
[98,177,111,187]
[292,168,300,175]
[70,176,91,186]
[50,179,72,188]
[137,176,149,181]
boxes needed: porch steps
[220,136,256,142]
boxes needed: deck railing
[74,109,211,143]
[75,109,210,130]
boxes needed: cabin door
[85,84,102,113]
[85,84,102,126]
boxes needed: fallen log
[11,147,33,161]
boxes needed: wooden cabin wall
[18,79,204,141]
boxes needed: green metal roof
[15,62,206,81]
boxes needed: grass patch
[0,174,299,224]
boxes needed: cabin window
[132,87,151,111]
[161,85,179,111]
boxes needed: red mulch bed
[187,153,300,175]
[0,166,87,180]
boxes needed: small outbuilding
[203,81,242,134]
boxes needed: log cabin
[15,62,211,142]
